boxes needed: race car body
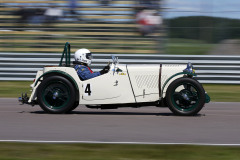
[20,42,210,116]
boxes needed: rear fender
[34,70,79,89]
[29,70,79,103]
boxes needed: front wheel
[166,77,206,116]
[37,76,76,114]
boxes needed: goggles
[86,53,92,60]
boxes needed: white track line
[0,140,240,146]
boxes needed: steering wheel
[111,55,118,64]
[111,55,119,75]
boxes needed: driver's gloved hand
[100,65,110,75]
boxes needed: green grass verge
[166,38,215,55]
[0,81,240,102]
[0,81,32,98]
[203,84,240,102]
[0,143,239,160]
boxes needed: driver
[73,48,110,80]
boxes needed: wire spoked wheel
[37,76,76,114]
[166,77,206,116]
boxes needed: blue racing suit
[74,64,100,80]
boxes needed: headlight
[183,62,196,75]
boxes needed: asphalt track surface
[0,98,240,145]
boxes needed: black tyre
[166,77,205,116]
[68,101,79,112]
[37,76,76,114]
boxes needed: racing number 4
[85,84,91,96]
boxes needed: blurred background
[0,0,162,54]
[0,0,239,55]
[0,0,240,83]
[164,0,240,55]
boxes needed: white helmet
[74,48,92,65]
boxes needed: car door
[81,64,135,105]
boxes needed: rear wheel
[166,77,205,116]
[69,101,79,112]
[37,76,76,114]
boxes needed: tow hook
[18,93,29,104]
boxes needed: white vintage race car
[19,42,210,116]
